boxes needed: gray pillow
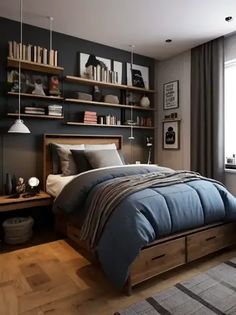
[85,149,123,168]
[54,143,85,176]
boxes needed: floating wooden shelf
[64,98,154,111]
[7,113,64,120]
[8,92,63,101]
[65,76,155,93]
[66,121,154,129]
[7,57,64,74]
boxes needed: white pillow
[84,143,116,150]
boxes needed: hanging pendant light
[8,0,30,134]
[128,44,135,141]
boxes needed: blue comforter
[53,165,236,288]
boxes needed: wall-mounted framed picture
[162,120,180,150]
[163,80,179,110]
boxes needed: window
[225,61,236,168]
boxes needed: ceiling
[1,0,236,60]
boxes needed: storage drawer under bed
[130,237,186,286]
[187,222,236,262]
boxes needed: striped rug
[115,257,236,315]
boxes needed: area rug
[115,257,236,315]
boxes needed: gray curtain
[191,37,225,182]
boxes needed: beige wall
[155,51,191,170]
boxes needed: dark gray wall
[0,17,155,193]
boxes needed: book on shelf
[43,48,48,64]
[33,46,37,62]
[49,50,54,66]
[48,104,63,116]
[26,44,32,61]
[8,41,13,58]
[54,50,58,67]
[8,41,60,67]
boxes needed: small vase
[140,96,150,108]
[5,173,12,195]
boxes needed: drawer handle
[152,254,166,261]
[206,236,216,241]
[72,233,79,238]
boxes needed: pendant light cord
[49,16,53,51]
[18,0,23,120]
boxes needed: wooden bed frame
[43,133,236,294]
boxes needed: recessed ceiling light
[165,39,172,43]
[225,16,233,22]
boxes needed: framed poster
[163,120,180,150]
[163,80,179,110]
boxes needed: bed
[43,133,236,294]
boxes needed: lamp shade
[8,119,30,133]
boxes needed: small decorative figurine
[32,78,45,96]
[49,75,60,96]
[16,177,26,194]
[93,85,102,101]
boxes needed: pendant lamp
[128,45,135,141]
[8,0,30,134]
[128,45,135,163]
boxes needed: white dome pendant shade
[8,0,30,134]
[8,119,30,133]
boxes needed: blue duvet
[53,165,236,288]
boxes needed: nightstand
[0,191,54,251]
[0,191,52,212]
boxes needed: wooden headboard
[43,134,123,189]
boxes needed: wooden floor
[1,240,236,315]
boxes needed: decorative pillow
[85,149,123,168]
[70,150,92,174]
[53,143,85,176]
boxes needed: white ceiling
[1,0,236,60]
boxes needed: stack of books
[86,65,119,84]
[8,41,58,66]
[84,111,97,124]
[48,105,63,116]
[24,106,45,115]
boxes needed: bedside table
[0,191,52,212]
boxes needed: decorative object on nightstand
[8,0,30,134]
[5,173,13,195]
[16,177,26,194]
[146,137,153,164]
[23,177,39,198]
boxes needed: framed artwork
[79,52,112,78]
[163,120,180,150]
[113,61,123,84]
[126,63,149,89]
[163,80,179,110]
